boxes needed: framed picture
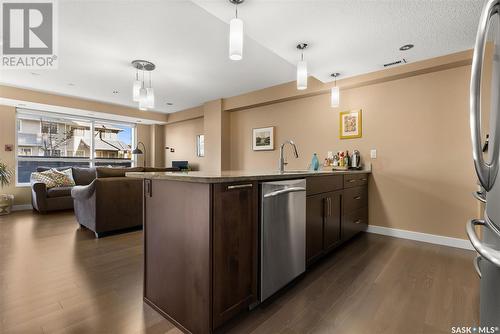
[339,109,362,139]
[252,126,275,151]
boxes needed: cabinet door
[306,194,325,265]
[323,191,342,250]
[212,182,258,329]
[342,207,368,241]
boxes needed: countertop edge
[126,168,372,184]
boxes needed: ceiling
[194,0,486,82]
[0,0,486,114]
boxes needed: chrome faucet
[279,140,299,173]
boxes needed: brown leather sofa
[31,166,97,213]
[71,167,178,238]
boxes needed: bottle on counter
[345,150,350,167]
[311,153,320,171]
[332,154,339,167]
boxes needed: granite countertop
[126,165,371,184]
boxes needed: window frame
[15,109,137,187]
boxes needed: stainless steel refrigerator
[468,0,500,327]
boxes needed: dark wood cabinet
[306,174,369,267]
[212,182,258,329]
[324,191,342,250]
[342,207,368,241]
[343,173,368,189]
[306,194,325,264]
[306,190,342,266]
[143,173,368,333]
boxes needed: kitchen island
[127,168,371,334]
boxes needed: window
[16,111,136,185]
[196,134,205,157]
[18,148,32,156]
[41,122,58,134]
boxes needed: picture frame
[252,126,275,151]
[339,109,362,139]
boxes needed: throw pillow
[31,170,57,188]
[51,168,76,187]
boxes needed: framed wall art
[339,109,362,139]
[252,126,275,151]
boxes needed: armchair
[71,176,144,238]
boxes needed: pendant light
[132,69,141,102]
[296,43,308,90]
[139,71,148,111]
[131,60,156,111]
[229,0,244,61]
[146,71,155,109]
[330,73,340,108]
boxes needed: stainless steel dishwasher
[260,179,306,302]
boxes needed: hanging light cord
[235,5,238,18]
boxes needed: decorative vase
[0,194,14,215]
[311,153,320,171]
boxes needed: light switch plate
[370,149,377,159]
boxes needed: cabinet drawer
[307,175,343,196]
[343,186,368,214]
[342,207,368,241]
[343,173,368,189]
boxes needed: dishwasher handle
[264,187,306,198]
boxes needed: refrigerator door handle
[467,219,500,268]
[474,255,483,278]
[473,191,487,203]
[470,0,500,191]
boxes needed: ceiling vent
[383,58,407,67]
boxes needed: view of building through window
[16,111,135,184]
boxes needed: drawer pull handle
[361,178,367,181]
[347,179,357,183]
[354,219,362,224]
[227,184,253,190]
[354,196,362,200]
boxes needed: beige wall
[229,65,477,239]
[0,105,31,205]
[165,117,205,170]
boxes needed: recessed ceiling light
[112,90,119,94]
[399,44,414,51]
[166,102,174,106]
[68,83,75,86]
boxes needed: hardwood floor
[0,210,478,334]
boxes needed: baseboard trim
[12,204,33,212]
[366,225,474,251]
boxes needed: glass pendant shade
[138,87,148,110]
[330,86,340,107]
[139,98,148,111]
[133,80,141,102]
[229,18,243,61]
[297,60,308,90]
[146,88,155,109]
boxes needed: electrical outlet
[370,149,377,159]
